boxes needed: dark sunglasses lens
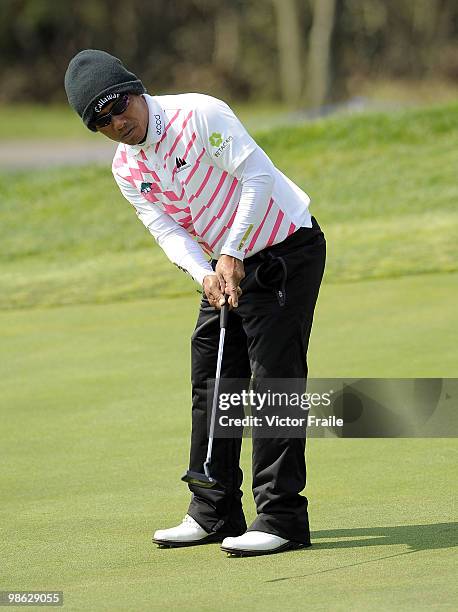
[94,114,112,128]
[111,95,129,116]
[93,95,129,129]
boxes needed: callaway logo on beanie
[64,49,146,131]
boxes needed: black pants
[187,217,326,544]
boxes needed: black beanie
[64,49,146,131]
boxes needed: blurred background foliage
[0,0,457,108]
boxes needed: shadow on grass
[265,522,457,582]
[311,522,457,551]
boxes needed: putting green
[1,272,456,610]
[2,102,457,311]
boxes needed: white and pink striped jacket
[112,93,312,277]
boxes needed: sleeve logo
[209,132,223,147]
[209,132,234,157]
[237,224,254,251]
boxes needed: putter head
[181,470,219,489]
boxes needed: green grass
[0,102,289,141]
[0,105,95,141]
[1,102,457,310]
[1,275,456,611]
[1,101,456,611]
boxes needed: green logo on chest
[209,132,223,147]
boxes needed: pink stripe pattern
[189,166,214,206]
[155,110,181,153]
[185,148,206,185]
[112,103,302,260]
[209,206,238,249]
[163,110,194,167]
[192,172,228,225]
[266,210,284,246]
[287,222,296,236]
[200,178,238,237]
[245,198,274,254]
[171,132,197,181]
[137,160,160,182]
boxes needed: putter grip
[220,303,229,329]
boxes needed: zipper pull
[277,289,286,307]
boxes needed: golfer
[65,50,326,557]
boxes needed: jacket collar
[125,94,164,157]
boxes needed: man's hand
[202,274,226,309]
[202,273,242,309]
[215,254,245,308]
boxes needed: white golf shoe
[221,531,309,557]
[153,514,208,547]
[153,514,228,548]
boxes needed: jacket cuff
[219,246,245,261]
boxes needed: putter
[181,301,229,489]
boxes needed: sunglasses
[92,94,130,129]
